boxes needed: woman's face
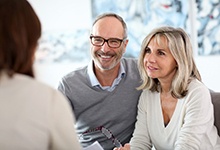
[143,36,177,82]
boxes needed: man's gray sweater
[58,58,142,150]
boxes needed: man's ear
[123,39,129,53]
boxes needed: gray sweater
[58,58,142,150]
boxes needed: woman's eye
[158,51,165,55]
[145,47,151,53]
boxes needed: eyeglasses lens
[101,127,112,138]
[113,139,122,147]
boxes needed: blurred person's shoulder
[11,73,66,101]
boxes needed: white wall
[28,0,92,31]
[33,62,88,88]
[195,56,220,92]
[29,0,91,88]
[30,0,220,92]
[33,56,220,92]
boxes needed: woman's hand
[113,143,130,150]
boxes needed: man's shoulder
[122,57,138,68]
[62,65,88,80]
[122,57,138,62]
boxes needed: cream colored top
[0,73,81,150]
[130,79,220,150]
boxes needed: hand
[113,143,130,150]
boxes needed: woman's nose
[146,53,156,63]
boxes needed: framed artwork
[35,0,220,64]
[92,0,220,56]
[195,0,220,55]
[91,0,190,58]
[35,29,91,63]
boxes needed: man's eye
[109,39,120,44]
[94,38,103,42]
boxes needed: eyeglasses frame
[90,35,126,48]
[79,126,122,147]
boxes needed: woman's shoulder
[188,79,209,93]
[185,79,211,103]
[140,89,159,102]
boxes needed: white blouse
[130,79,220,150]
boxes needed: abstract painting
[35,0,219,63]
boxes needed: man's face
[90,17,128,71]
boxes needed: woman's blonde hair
[138,26,201,98]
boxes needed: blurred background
[28,0,220,91]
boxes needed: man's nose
[101,41,110,53]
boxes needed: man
[58,13,142,150]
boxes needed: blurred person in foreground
[58,13,142,150]
[114,26,220,150]
[0,0,81,149]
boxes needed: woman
[114,26,220,149]
[0,0,81,149]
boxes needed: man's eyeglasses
[79,126,122,147]
[90,35,126,48]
